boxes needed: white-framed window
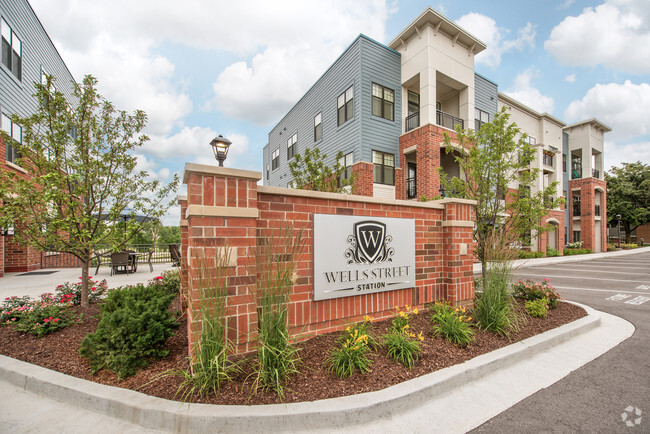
[271,148,280,170]
[40,68,57,93]
[526,136,536,145]
[1,19,22,81]
[287,133,297,160]
[314,112,322,142]
[372,150,394,185]
[337,151,353,183]
[266,163,270,180]
[1,112,22,164]
[371,83,394,121]
[337,86,354,126]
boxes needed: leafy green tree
[606,161,650,243]
[440,107,562,275]
[0,75,179,306]
[288,147,356,193]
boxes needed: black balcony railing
[595,204,601,216]
[543,154,554,166]
[592,168,600,178]
[405,112,420,132]
[573,202,581,216]
[406,177,417,199]
[436,110,464,130]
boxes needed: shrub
[338,315,378,349]
[2,293,77,336]
[546,248,560,257]
[607,243,617,251]
[622,243,638,249]
[149,269,180,295]
[474,261,520,336]
[327,327,372,378]
[384,327,423,369]
[430,305,475,348]
[563,248,592,256]
[54,277,108,305]
[512,278,561,309]
[79,283,178,379]
[518,250,544,259]
[525,298,549,318]
[565,241,583,249]
[1,295,32,324]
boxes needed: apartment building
[0,0,76,276]
[262,7,610,254]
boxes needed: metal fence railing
[40,244,177,269]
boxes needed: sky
[29,0,650,225]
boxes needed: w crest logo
[345,221,394,264]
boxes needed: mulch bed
[0,297,586,405]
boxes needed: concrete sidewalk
[0,302,634,433]
[0,262,177,300]
[473,246,650,275]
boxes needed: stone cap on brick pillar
[182,163,262,219]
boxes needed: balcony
[406,177,417,199]
[595,204,601,216]
[405,112,420,132]
[572,169,582,180]
[543,154,554,167]
[592,168,600,178]
[436,110,464,131]
[573,202,581,216]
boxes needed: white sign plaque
[313,214,416,301]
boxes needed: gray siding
[359,36,402,164]
[563,131,569,234]
[0,0,76,128]
[263,35,402,187]
[474,73,498,117]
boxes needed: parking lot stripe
[510,272,650,284]
[519,266,649,276]
[551,286,650,296]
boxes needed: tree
[440,107,562,275]
[288,147,357,193]
[0,75,179,306]
[606,161,650,243]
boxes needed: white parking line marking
[550,286,650,296]
[607,294,632,301]
[510,273,650,284]
[636,285,650,290]
[520,266,649,276]
[625,296,650,305]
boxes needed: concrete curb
[0,302,607,433]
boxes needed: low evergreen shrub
[525,298,549,318]
[563,248,592,256]
[79,283,178,379]
[546,248,560,257]
[518,250,544,259]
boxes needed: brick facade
[568,177,607,252]
[182,163,476,357]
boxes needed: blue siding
[474,73,498,117]
[263,35,402,187]
[0,0,76,127]
[563,131,570,233]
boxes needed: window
[519,185,531,198]
[543,152,554,166]
[572,192,581,216]
[563,153,567,173]
[475,108,489,131]
[271,148,279,170]
[266,163,270,180]
[338,151,353,184]
[337,86,354,126]
[2,19,22,80]
[573,231,581,243]
[314,112,322,142]
[372,150,394,185]
[371,83,394,121]
[2,112,21,164]
[527,136,537,145]
[287,133,297,160]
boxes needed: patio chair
[169,244,181,267]
[146,248,154,272]
[110,252,132,276]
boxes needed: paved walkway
[0,262,177,300]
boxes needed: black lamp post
[210,135,232,167]
[616,214,622,248]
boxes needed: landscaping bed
[0,296,586,406]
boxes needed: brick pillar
[441,199,475,305]
[0,234,4,277]
[351,161,373,197]
[183,163,261,357]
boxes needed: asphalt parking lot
[474,250,650,433]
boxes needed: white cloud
[545,0,650,73]
[564,80,650,141]
[456,13,536,68]
[564,74,576,83]
[503,69,555,114]
[604,140,650,171]
[557,0,576,10]
[146,127,252,169]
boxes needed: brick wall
[182,163,476,356]
[3,236,41,272]
[569,177,607,252]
